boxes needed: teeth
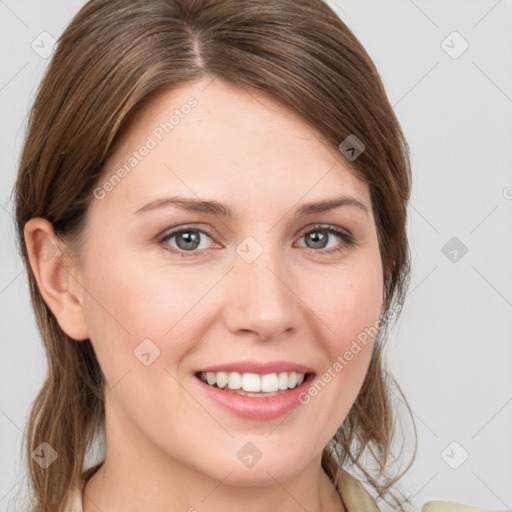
[277,372,289,390]
[227,372,242,390]
[288,372,297,388]
[199,371,307,392]
[242,373,261,392]
[216,371,228,389]
[261,373,278,392]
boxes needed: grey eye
[163,229,212,252]
[303,230,330,249]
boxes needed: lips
[192,361,316,420]
[195,360,315,375]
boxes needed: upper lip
[196,360,315,375]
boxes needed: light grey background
[1,1,511,510]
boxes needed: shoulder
[336,469,381,511]
[337,470,508,512]
[422,501,510,512]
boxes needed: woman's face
[72,77,384,485]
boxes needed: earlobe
[24,218,90,341]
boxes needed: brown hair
[14,0,416,510]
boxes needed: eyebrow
[134,195,369,218]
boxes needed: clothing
[64,468,507,511]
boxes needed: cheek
[303,258,383,406]
[309,258,384,351]
[81,248,209,377]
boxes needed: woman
[14,0,494,511]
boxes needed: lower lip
[194,374,316,420]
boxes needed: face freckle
[79,76,384,487]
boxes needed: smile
[196,371,307,397]
[193,364,316,420]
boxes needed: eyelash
[158,224,356,258]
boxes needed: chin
[200,446,313,487]
[219,463,304,487]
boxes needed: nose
[222,247,297,341]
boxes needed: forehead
[95,77,371,218]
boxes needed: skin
[25,76,384,512]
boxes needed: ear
[24,218,90,341]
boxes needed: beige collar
[337,468,381,511]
